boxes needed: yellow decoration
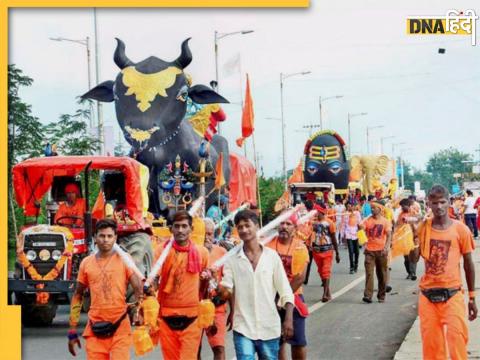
[391,224,415,259]
[357,229,368,246]
[17,225,74,304]
[125,125,159,142]
[191,217,206,246]
[309,145,341,162]
[133,325,154,356]
[141,296,160,331]
[197,299,215,328]
[122,66,182,112]
[188,103,220,138]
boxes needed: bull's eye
[307,162,319,175]
[328,161,343,175]
[176,85,189,102]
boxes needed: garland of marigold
[17,225,74,304]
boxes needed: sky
[9,1,480,177]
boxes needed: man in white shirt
[464,190,478,238]
[219,209,295,359]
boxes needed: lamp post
[50,36,93,129]
[399,147,413,189]
[347,112,367,155]
[380,135,395,154]
[392,142,406,158]
[366,125,384,154]
[319,95,343,130]
[280,71,311,188]
[214,29,254,135]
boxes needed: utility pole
[93,8,104,155]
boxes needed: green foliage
[44,101,100,156]
[426,147,472,190]
[258,176,284,224]
[402,161,434,193]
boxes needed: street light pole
[214,29,254,135]
[380,135,395,154]
[49,36,94,129]
[279,71,311,189]
[93,8,104,155]
[319,95,343,130]
[392,142,406,158]
[366,125,384,154]
[347,112,367,155]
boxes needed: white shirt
[464,196,476,214]
[221,242,294,340]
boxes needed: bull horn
[174,38,192,69]
[114,38,134,69]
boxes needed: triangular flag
[236,74,254,147]
[215,152,226,190]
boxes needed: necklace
[276,237,294,256]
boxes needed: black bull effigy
[82,38,231,214]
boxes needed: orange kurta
[418,220,474,360]
[77,253,134,360]
[54,198,86,226]
[155,242,209,360]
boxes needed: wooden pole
[252,133,263,227]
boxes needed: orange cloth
[236,74,254,147]
[228,153,257,211]
[419,291,468,360]
[419,220,474,291]
[312,250,334,280]
[266,237,309,294]
[363,216,392,252]
[207,311,227,348]
[158,317,203,360]
[296,220,313,244]
[155,242,209,318]
[214,152,226,190]
[84,318,131,360]
[54,198,86,226]
[77,253,134,338]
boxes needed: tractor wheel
[119,232,153,303]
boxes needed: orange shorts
[84,317,132,360]
[312,250,334,280]
[207,308,227,348]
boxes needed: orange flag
[236,74,254,147]
[215,152,226,190]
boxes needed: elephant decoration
[349,155,390,196]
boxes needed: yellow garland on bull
[16,225,75,304]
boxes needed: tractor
[9,156,154,326]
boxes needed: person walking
[464,190,478,238]
[341,203,362,274]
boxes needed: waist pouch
[90,311,127,338]
[421,288,460,303]
[211,295,227,307]
[162,316,196,331]
[312,244,333,253]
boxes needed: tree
[402,161,434,193]
[258,176,284,224]
[426,147,472,190]
[44,100,99,156]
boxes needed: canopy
[13,156,149,228]
[228,153,257,211]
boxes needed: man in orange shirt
[396,198,418,281]
[412,185,477,360]
[202,218,231,360]
[55,183,86,227]
[267,211,309,360]
[309,204,340,302]
[67,219,144,359]
[360,201,392,303]
[154,210,209,360]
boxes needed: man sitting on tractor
[54,183,86,227]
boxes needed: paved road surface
[22,246,421,359]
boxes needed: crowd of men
[65,184,478,360]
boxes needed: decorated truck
[9,156,154,325]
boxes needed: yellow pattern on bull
[122,66,182,112]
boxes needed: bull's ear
[188,85,229,104]
[81,81,115,102]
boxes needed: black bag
[421,288,460,303]
[162,316,196,331]
[90,312,128,338]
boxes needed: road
[22,246,421,360]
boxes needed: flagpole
[239,55,248,160]
[252,133,263,227]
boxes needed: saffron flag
[236,74,254,147]
[215,152,226,190]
